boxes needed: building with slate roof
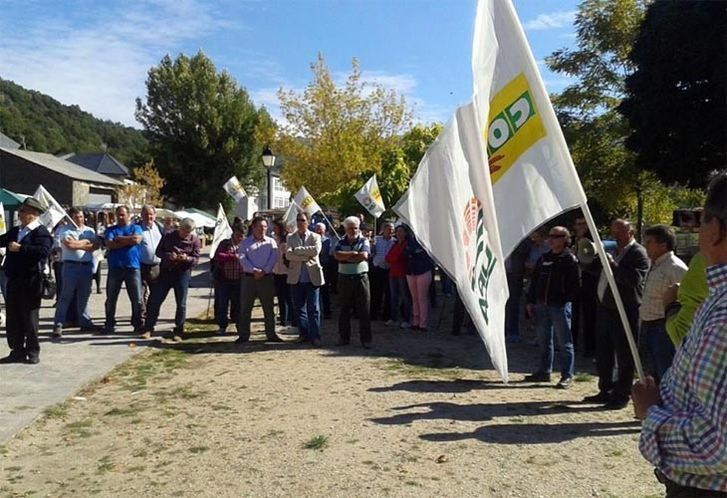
[65,152,130,179]
[0,131,20,150]
[0,147,122,206]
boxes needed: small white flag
[34,185,73,230]
[293,186,322,217]
[209,204,232,258]
[223,176,248,203]
[0,202,6,235]
[354,174,386,218]
[282,201,302,231]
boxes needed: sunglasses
[296,218,307,222]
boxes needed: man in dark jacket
[524,226,580,389]
[585,219,650,409]
[0,198,53,364]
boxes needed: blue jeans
[534,303,574,378]
[144,270,192,332]
[105,267,143,332]
[54,262,94,328]
[642,320,675,382]
[389,275,411,322]
[291,282,320,341]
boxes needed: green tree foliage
[547,0,701,227]
[0,78,148,167]
[135,51,265,210]
[276,54,413,210]
[620,1,727,188]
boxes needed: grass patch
[5,466,22,472]
[303,435,329,451]
[63,419,94,439]
[104,406,143,417]
[574,372,595,382]
[43,402,69,419]
[381,359,467,380]
[189,446,209,454]
[110,349,191,392]
[96,456,114,474]
[606,448,626,458]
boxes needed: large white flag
[209,204,232,258]
[354,174,386,218]
[395,103,509,381]
[293,186,322,217]
[34,185,72,230]
[222,176,247,203]
[471,0,586,257]
[282,200,302,231]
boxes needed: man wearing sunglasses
[524,226,579,389]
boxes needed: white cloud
[0,0,230,127]
[524,10,576,31]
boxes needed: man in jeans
[212,222,244,335]
[103,205,143,334]
[52,208,101,338]
[369,222,395,321]
[141,218,200,339]
[640,225,687,383]
[138,205,163,319]
[334,216,372,348]
[524,226,579,389]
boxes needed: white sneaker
[399,321,411,329]
[384,320,395,326]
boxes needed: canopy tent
[0,188,29,207]
[174,209,216,229]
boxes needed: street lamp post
[262,146,276,210]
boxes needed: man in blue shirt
[52,208,101,338]
[236,216,282,344]
[103,205,143,334]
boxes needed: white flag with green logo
[472,0,586,257]
[395,102,509,381]
[209,204,232,258]
[354,175,386,218]
[293,186,322,217]
[34,185,73,230]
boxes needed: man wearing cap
[236,216,282,344]
[334,216,372,348]
[104,205,144,335]
[0,198,52,364]
[52,208,102,339]
[141,217,201,339]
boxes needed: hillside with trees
[0,78,149,167]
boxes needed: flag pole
[319,210,341,240]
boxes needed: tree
[276,54,413,209]
[135,51,264,210]
[115,160,166,208]
[545,0,701,228]
[620,1,727,188]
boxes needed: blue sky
[0,0,579,128]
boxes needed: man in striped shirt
[633,173,727,497]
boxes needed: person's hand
[253,269,264,280]
[663,283,680,308]
[525,303,534,320]
[8,241,20,252]
[632,376,660,420]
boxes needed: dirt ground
[0,300,662,498]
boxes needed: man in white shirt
[640,224,688,382]
[52,208,101,338]
[137,205,163,317]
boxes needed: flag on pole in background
[0,202,6,235]
[293,186,322,217]
[471,0,586,257]
[282,201,302,231]
[209,204,232,258]
[354,174,386,218]
[395,103,509,381]
[223,176,248,203]
[34,185,72,230]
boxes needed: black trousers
[338,273,371,344]
[572,272,598,354]
[655,470,727,497]
[595,304,639,401]
[6,275,42,356]
[369,266,391,320]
